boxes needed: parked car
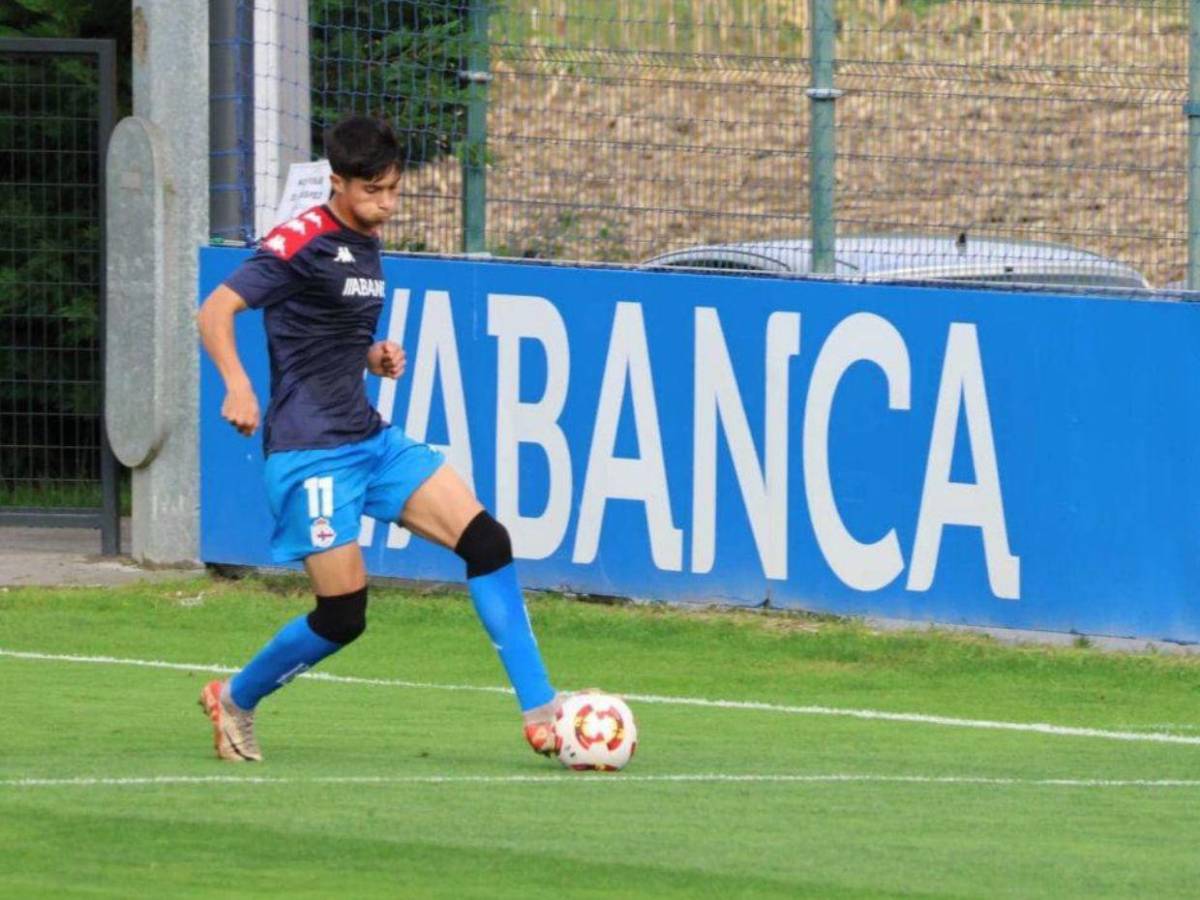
[642,234,1152,291]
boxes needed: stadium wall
[199,248,1200,643]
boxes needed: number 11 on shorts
[304,476,334,518]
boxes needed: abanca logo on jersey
[342,277,385,298]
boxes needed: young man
[196,116,563,762]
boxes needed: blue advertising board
[200,247,1200,642]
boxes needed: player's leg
[398,465,561,752]
[228,542,367,705]
[201,445,373,761]
[201,543,370,762]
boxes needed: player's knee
[307,585,368,645]
[454,511,513,579]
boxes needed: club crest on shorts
[310,516,336,549]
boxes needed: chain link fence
[0,38,121,547]
[0,38,121,549]
[225,0,1189,290]
[836,0,1186,289]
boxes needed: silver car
[643,234,1151,291]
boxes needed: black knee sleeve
[307,586,368,645]
[454,511,513,578]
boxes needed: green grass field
[3,576,1199,898]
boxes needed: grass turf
[2,576,1199,898]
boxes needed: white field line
[3,774,1200,790]
[1118,723,1200,733]
[3,647,1200,747]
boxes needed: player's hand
[222,382,260,436]
[367,341,406,379]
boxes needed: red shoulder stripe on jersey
[260,206,339,260]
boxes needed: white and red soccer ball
[554,691,638,771]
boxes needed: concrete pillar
[111,1,208,563]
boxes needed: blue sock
[468,563,555,711]
[229,614,341,710]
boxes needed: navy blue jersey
[223,205,385,453]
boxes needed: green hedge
[1,2,470,495]
[310,1,474,169]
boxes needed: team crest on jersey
[342,277,385,298]
[310,516,336,549]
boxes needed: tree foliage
[1,0,129,493]
[1,2,471,493]
[310,1,472,168]
[0,0,133,115]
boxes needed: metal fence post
[461,0,490,254]
[210,0,255,243]
[96,39,121,556]
[1189,0,1200,290]
[808,0,840,275]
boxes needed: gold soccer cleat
[198,679,263,762]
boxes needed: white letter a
[908,323,1019,599]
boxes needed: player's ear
[329,172,345,196]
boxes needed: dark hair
[324,116,401,180]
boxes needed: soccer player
[195,115,563,762]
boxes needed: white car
[643,234,1151,291]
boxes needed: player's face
[330,167,402,234]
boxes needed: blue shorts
[262,426,445,563]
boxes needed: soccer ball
[554,691,638,771]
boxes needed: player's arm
[197,284,259,436]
